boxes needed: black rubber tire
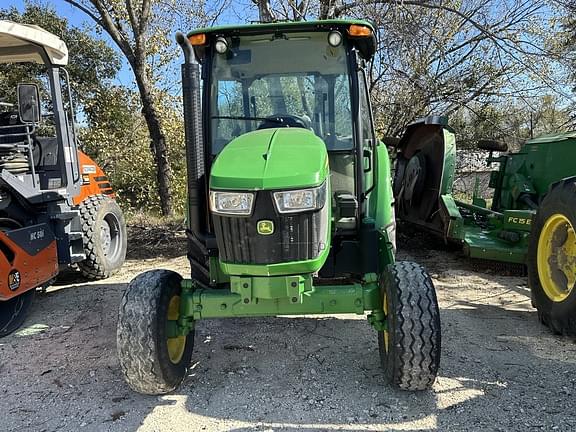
[527,180,576,336]
[0,289,35,337]
[117,269,195,395]
[78,195,127,280]
[378,261,441,390]
[403,151,427,205]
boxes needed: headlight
[273,182,326,214]
[210,191,254,215]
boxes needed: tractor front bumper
[167,274,386,337]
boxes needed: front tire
[78,195,127,280]
[117,270,194,395]
[0,289,35,337]
[378,261,441,390]
[528,180,576,336]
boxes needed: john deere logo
[257,220,274,235]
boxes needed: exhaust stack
[176,32,207,239]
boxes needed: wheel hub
[403,156,422,202]
[537,213,576,302]
[100,221,112,255]
[166,295,186,364]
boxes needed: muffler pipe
[176,32,206,238]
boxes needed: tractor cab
[181,20,392,280]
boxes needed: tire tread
[380,261,441,391]
[77,195,125,280]
[117,270,190,394]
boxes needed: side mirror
[17,83,41,124]
[477,139,508,152]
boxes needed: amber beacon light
[348,24,372,37]
[188,33,207,46]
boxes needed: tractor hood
[210,128,329,191]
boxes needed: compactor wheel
[528,180,576,335]
[378,261,441,390]
[116,270,194,395]
[78,195,127,279]
[117,270,195,395]
[0,289,35,337]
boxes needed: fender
[547,175,576,194]
[73,151,115,205]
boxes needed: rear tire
[78,195,127,280]
[0,289,35,337]
[528,180,576,336]
[378,261,441,390]
[117,270,194,395]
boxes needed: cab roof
[188,19,375,37]
[188,19,377,60]
[0,20,68,66]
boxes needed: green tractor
[116,20,441,395]
[392,116,576,335]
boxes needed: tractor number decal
[257,220,274,235]
[8,270,21,291]
[507,216,532,225]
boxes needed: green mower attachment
[393,116,576,336]
[117,20,441,395]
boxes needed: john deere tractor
[393,116,576,336]
[117,20,441,395]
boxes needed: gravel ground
[1,232,575,432]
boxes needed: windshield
[209,31,353,154]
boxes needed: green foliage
[0,2,120,108]
[450,95,571,150]
[0,2,187,215]
[80,87,187,215]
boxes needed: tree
[63,0,227,216]
[80,86,188,213]
[251,0,568,142]
[0,3,120,109]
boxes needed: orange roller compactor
[0,21,127,336]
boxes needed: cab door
[357,68,376,197]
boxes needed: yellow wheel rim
[383,291,389,352]
[537,213,576,302]
[166,295,186,364]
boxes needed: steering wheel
[257,114,310,130]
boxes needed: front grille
[212,191,328,265]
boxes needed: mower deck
[462,225,529,264]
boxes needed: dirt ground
[1,228,575,432]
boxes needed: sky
[3,0,258,88]
[4,0,572,114]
